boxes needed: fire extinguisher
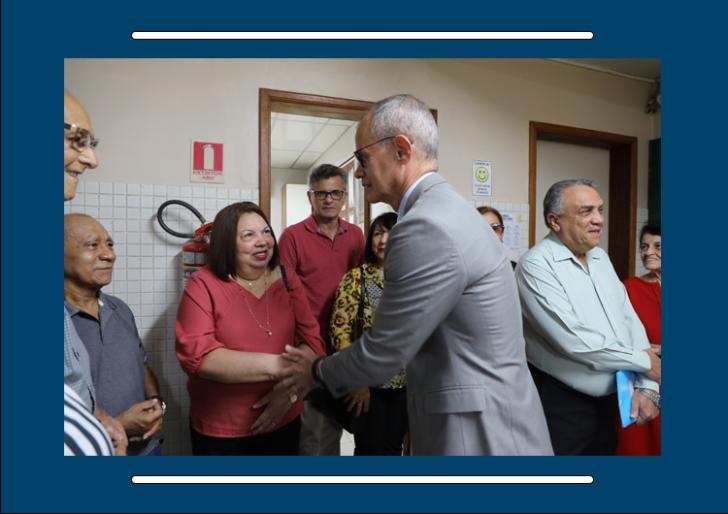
[156,200,213,288]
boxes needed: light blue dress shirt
[516,233,658,396]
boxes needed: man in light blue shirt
[516,179,660,455]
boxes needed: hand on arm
[96,407,128,456]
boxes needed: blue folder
[616,370,636,428]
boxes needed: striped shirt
[64,384,113,456]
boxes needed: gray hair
[308,163,347,188]
[543,179,598,228]
[367,94,438,160]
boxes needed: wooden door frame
[528,121,638,279]
[259,88,438,232]
[259,88,374,219]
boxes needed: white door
[536,140,610,252]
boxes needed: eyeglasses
[64,123,99,151]
[353,136,396,168]
[490,223,505,234]
[309,189,346,201]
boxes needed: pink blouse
[175,266,325,437]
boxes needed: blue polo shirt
[66,292,158,455]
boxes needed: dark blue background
[2,1,723,512]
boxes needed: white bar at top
[131,31,593,40]
[132,475,593,485]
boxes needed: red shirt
[175,266,325,438]
[278,215,365,345]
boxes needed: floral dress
[330,263,406,389]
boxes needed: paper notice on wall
[191,141,224,183]
[501,211,522,253]
[472,160,492,196]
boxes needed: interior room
[64,58,661,455]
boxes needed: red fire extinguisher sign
[191,141,224,183]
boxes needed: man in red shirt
[278,164,365,455]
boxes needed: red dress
[175,266,325,438]
[617,277,661,455]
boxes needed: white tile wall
[65,181,258,455]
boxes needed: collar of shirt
[64,292,118,321]
[397,172,435,220]
[546,232,603,269]
[303,215,346,236]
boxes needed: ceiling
[553,58,661,81]
[271,113,356,170]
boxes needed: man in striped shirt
[64,385,118,456]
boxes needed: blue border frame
[2,1,724,512]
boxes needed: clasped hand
[631,389,660,426]
[250,344,319,434]
[119,398,164,442]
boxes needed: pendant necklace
[237,272,273,337]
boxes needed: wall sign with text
[191,141,224,183]
[472,160,492,196]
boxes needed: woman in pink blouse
[176,202,325,455]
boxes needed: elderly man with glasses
[280,94,552,455]
[278,163,365,455]
[64,90,128,455]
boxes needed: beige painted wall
[270,167,308,237]
[65,58,658,209]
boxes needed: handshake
[250,344,322,435]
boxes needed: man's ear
[547,213,560,232]
[393,134,413,161]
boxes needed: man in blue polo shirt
[64,213,165,455]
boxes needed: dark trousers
[354,388,408,456]
[190,417,301,456]
[529,365,617,456]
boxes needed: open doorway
[259,89,436,236]
[259,89,381,237]
[529,121,638,279]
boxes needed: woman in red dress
[176,202,325,455]
[618,224,661,455]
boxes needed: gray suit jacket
[322,174,552,455]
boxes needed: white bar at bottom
[132,475,593,485]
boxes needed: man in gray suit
[281,94,552,455]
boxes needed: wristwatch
[635,388,661,409]
[147,395,167,415]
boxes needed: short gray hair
[543,179,598,228]
[367,94,438,160]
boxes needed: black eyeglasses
[309,189,346,201]
[64,123,99,151]
[490,223,505,234]
[353,136,396,168]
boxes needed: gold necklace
[236,272,272,337]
